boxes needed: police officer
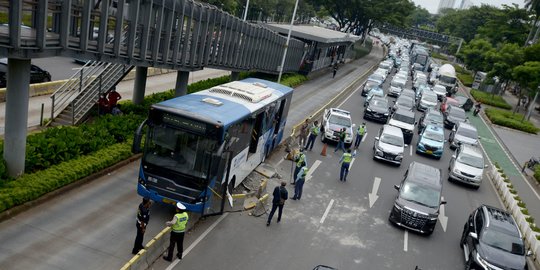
[292,149,307,185]
[132,198,151,254]
[304,120,320,151]
[354,123,367,149]
[267,182,288,226]
[163,202,189,262]
[339,149,356,182]
[334,128,347,153]
[292,166,308,200]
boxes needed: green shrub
[470,89,512,109]
[453,64,471,75]
[526,216,535,223]
[521,208,529,215]
[0,142,132,213]
[532,225,540,232]
[353,38,373,59]
[485,108,540,134]
[518,201,527,208]
[431,52,448,61]
[457,73,474,87]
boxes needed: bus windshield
[144,125,218,179]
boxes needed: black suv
[364,96,390,123]
[0,58,51,88]
[461,205,530,270]
[389,162,445,235]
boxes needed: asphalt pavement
[0,43,534,270]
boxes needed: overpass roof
[264,24,360,44]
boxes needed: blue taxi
[416,124,445,159]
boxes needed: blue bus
[132,78,293,215]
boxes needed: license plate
[426,150,433,154]
[162,198,177,205]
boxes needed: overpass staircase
[49,61,133,126]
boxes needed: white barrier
[487,164,540,267]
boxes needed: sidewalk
[461,87,540,223]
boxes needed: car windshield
[426,112,443,123]
[397,97,413,107]
[329,115,351,127]
[366,81,379,88]
[392,80,405,87]
[481,229,525,255]
[449,108,466,119]
[457,152,484,168]
[371,98,388,108]
[400,182,440,208]
[433,85,446,93]
[401,91,415,99]
[369,74,384,81]
[439,76,456,84]
[393,113,415,124]
[457,127,477,139]
[380,134,403,146]
[422,93,438,103]
[423,129,444,142]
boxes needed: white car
[389,77,406,97]
[321,108,355,147]
[432,84,447,101]
[448,144,486,189]
[374,68,388,80]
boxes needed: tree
[512,61,540,112]
[459,38,494,73]
[477,4,530,46]
[407,5,433,28]
[485,43,524,92]
[523,42,540,61]
[436,5,501,42]
[525,0,540,44]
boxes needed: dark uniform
[267,183,288,226]
[132,198,151,254]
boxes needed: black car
[364,96,390,123]
[454,95,474,111]
[443,105,466,129]
[389,162,445,235]
[461,205,531,270]
[0,58,52,88]
[418,108,444,134]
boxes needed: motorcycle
[473,103,482,116]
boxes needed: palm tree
[525,0,540,45]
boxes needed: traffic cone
[321,143,327,156]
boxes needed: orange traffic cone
[321,143,327,156]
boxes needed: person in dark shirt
[107,87,122,108]
[132,198,151,254]
[267,182,288,226]
[97,93,110,115]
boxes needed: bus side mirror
[132,119,148,154]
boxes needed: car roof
[407,162,442,188]
[481,205,521,237]
[459,144,482,157]
[425,124,444,134]
[382,124,403,137]
[394,108,415,117]
[426,108,442,116]
[329,108,351,117]
[422,91,437,97]
[457,121,476,131]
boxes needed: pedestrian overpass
[376,23,459,46]
[0,0,306,177]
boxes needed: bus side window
[274,99,286,134]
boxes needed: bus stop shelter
[264,24,361,75]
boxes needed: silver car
[448,144,486,189]
[449,122,479,149]
[373,124,405,166]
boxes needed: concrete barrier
[487,164,540,267]
[120,226,172,270]
[0,67,173,102]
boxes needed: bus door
[249,112,264,155]
[202,148,231,216]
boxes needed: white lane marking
[368,177,381,208]
[349,157,356,168]
[409,145,413,156]
[361,132,368,143]
[165,213,229,270]
[439,196,448,232]
[404,230,408,252]
[275,155,287,167]
[476,114,540,202]
[306,160,322,182]
[320,199,335,224]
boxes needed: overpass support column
[175,71,190,97]
[230,71,240,81]
[4,59,31,177]
[132,66,148,105]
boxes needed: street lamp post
[277,0,300,83]
[242,0,250,21]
